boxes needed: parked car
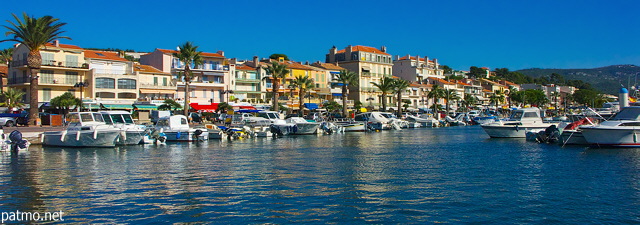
[0,117,18,127]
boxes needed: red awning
[190,103,218,112]
[236,106,257,110]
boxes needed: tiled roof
[235,64,255,71]
[429,77,455,85]
[456,81,470,86]
[44,42,83,50]
[84,50,129,62]
[134,64,169,74]
[0,65,7,75]
[336,45,390,55]
[284,61,312,70]
[398,56,434,62]
[311,62,345,70]
[501,80,518,86]
[157,48,224,58]
[483,89,493,93]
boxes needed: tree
[573,89,600,107]
[0,88,25,109]
[427,84,445,112]
[333,69,358,117]
[323,100,342,113]
[462,94,477,111]
[444,89,460,113]
[440,65,453,75]
[172,41,203,116]
[523,89,549,106]
[49,92,81,117]
[371,77,395,112]
[158,99,182,111]
[392,79,410,117]
[263,61,289,112]
[2,12,70,126]
[0,48,14,93]
[467,66,487,79]
[506,86,518,108]
[269,53,289,61]
[292,75,315,112]
[216,102,232,113]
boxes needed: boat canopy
[612,107,640,120]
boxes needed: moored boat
[155,115,208,142]
[481,107,556,138]
[100,111,145,145]
[580,106,640,147]
[43,112,121,147]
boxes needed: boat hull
[117,130,145,145]
[43,130,121,147]
[291,123,320,135]
[581,126,640,147]
[560,130,588,145]
[481,124,551,138]
[164,130,209,142]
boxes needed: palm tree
[0,48,14,93]
[506,86,518,108]
[292,75,315,112]
[333,70,358,117]
[392,79,410,117]
[158,99,182,111]
[263,61,289,112]
[0,88,25,109]
[172,41,203,116]
[371,77,395,112]
[462,94,478,111]
[427,84,445,112]
[444,89,460,113]
[2,13,70,126]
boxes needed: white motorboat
[257,111,296,136]
[43,112,121,147]
[100,111,145,145]
[333,118,366,132]
[155,115,208,142]
[408,115,440,127]
[481,108,556,138]
[580,106,640,147]
[285,117,321,135]
[354,112,392,130]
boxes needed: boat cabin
[610,106,640,121]
[66,112,107,126]
[354,112,391,123]
[156,115,190,130]
[508,108,542,122]
[257,111,282,121]
[101,111,135,125]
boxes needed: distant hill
[516,65,640,94]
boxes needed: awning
[98,104,134,110]
[332,93,343,96]
[140,89,176,94]
[190,103,218,112]
[361,66,371,71]
[235,105,257,110]
[132,104,158,110]
[304,103,319,110]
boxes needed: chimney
[395,55,400,60]
[253,56,259,66]
[305,61,310,65]
[416,55,420,63]
[345,45,353,61]
[406,54,411,61]
[381,46,387,53]
[54,40,59,47]
[217,50,224,56]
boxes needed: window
[191,90,196,97]
[163,77,167,86]
[65,71,78,84]
[203,89,207,98]
[42,53,54,65]
[43,88,51,101]
[96,78,115,88]
[153,77,158,85]
[40,70,54,83]
[118,79,136,89]
[65,55,79,67]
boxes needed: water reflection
[0,126,639,223]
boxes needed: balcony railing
[236,78,261,83]
[12,59,88,69]
[139,83,176,89]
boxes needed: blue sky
[1,0,639,71]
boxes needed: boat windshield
[93,113,105,123]
[509,111,523,120]
[102,114,113,124]
[110,115,126,124]
[80,113,94,122]
[612,108,640,120]
[67,113,80,124]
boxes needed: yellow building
[8,41,90,106]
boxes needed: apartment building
[393,54,444,82]
[8,41,89,105]
[140,48,234,105]
[134,64,176,105]
[84,50,137,107]
[325,45,393,107]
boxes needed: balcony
[139,83,176,90]
[12,59,89,69]
[236,78,261,83]
[179,81,225,88]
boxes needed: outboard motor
[193,129,204,141]
[9,130,28,154]
[269,124,284,138]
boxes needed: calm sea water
[1,126,640,224]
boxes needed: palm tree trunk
[184,82,190,116]
[28,68,39,126]
[397,92,402,118]
[299,90,304,112]
[272,79,279,112]
[340,86,346,117]
[381,93,387,112]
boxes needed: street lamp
[74,81,89,99]
[366,97,374,107]
[221,90,234,102]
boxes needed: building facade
[393,54,444,82]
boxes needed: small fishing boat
[481,108,556,138]
[43,112,121,147]
[286,117,321,135]
[155,115,208,142]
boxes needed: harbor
[2,126,639,223]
